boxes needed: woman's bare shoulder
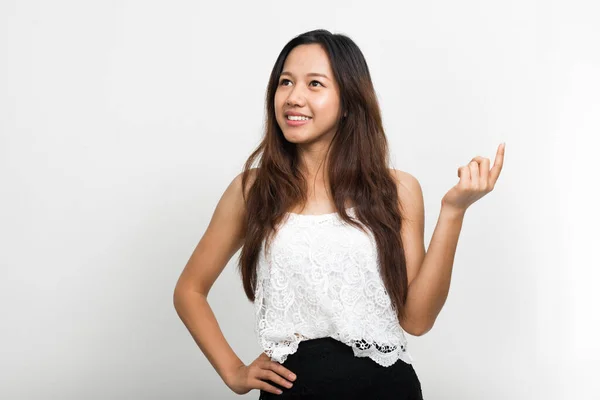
[231,168,259,208]
[389,168,421,191]
[389,168,424,215]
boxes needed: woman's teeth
[287,115,311,121]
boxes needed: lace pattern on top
[254,207,414,367]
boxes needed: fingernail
[289,374,296,380]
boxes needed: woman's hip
[259,337,423,399]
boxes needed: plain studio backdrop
[1,1,598,399]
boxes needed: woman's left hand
[441,143,506,213]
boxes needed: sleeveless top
[253,206,414,367]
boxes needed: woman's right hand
[225,352,297,395]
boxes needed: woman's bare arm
[173,170,251,386]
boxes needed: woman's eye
[278,79,323,87]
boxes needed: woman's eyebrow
[280,71,330,80]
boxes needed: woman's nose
[285,86,306,107]
[286,98,303,107]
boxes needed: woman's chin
[283,135,311,144]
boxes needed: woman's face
[274,44,341,146]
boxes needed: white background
[1,0,598,399]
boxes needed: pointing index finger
[489,143,505,184]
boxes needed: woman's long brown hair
[237,29,409,322]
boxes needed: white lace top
[253,206,414,367]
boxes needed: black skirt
[259,337,423,400]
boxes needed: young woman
[173,29,505,399]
